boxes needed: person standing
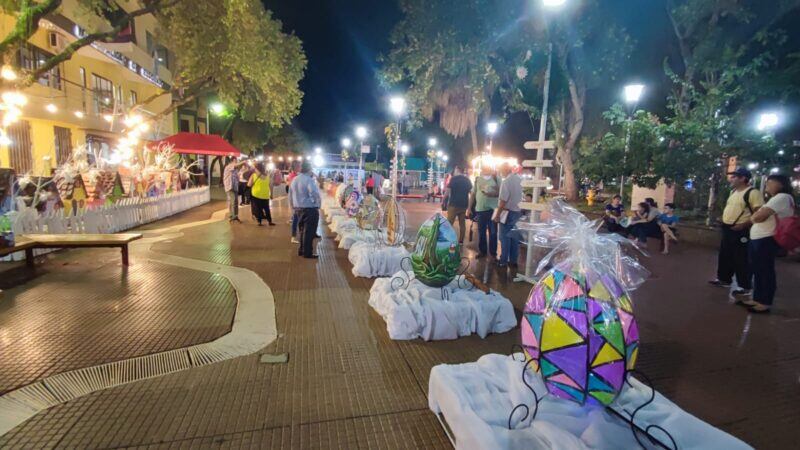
[445,166,473,245]
[223,159,246,223]
[469,165,500,257]
[739,175,795,313]
[290,161,322,259]
[494,163,523,268]
[287,161,301,243]
[709,168,764,295]
[365,174,375,195]
[248,162,275,226]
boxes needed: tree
[264,123,307,154]
[0,1,307,130]
[153,0,307,126]
[381,0,500,155]
[0,0,178,86]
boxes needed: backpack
[774,197,800,251]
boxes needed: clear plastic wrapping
[515,200,649,406]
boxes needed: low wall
[2,187,210,262]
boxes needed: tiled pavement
[0,193,799,448]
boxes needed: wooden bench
[0,233,143,267]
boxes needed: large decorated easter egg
[356,194,381,230]
[345,190,363,217]
[379,196,406,246]
[411,213,461,287]
[337,184,354,208]
[521,266,639,406]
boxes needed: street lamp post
[756,111,781,192]
[518,0,567,284]
[389,96,406,198]
[619,84,645,202]
[355,126,367,186]
[487,121,498,155]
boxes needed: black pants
[717,225,752,290]
[238,183,250,205]
[366,186,374,195]
[749,237,778,305]
[297,208,320,257]
[251,197,272,224]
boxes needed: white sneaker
[291,237,300,244]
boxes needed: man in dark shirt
[445,166,473,244]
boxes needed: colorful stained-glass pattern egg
[521,267,639,406]
[356,194,381,230]
[337,184,354,207]
[345,190,363,217]
[411,213,461,287]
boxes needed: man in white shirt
[494,163,523,268]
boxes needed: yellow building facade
[0,0,181,176]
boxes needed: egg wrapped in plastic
[411,213,461,287]
[521,266,638,406]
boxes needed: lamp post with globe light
[755,111,782,192]
[486,121,499,155]
[340,139,352,182]
[389,96,406,198]
[619,83,645,201]
[355,126,368,185]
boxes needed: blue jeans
[291,210,299,237]
[749,237,778,305]
[498,210,523,265]
[475,210,497,256]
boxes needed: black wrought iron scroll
[506,350,542,430]
[606,370,678,450]
[390,256,414,291]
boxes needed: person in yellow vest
[248,162,275,226]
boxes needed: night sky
[262,0,797,162]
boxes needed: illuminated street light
[355,126,368,140]
[436,150,443,158]
[428,137,438,148]
[314,146,323,154]
[442,155,449,162]
[401,144,409,154]
[389,96,406,116]
[543,0,567,6]
[487,121,499,135]
[210,103,225,115]
[624,84,645,104]
[757,112,780,131]
[341,138,352,148]
[313,154,325,167]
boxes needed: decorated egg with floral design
[410,213,461,287]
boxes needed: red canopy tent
[149,132,242,157]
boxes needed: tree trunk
[706,173,718,226]
[559,145,578,201]
[469,121,479,156]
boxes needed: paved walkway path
[0,194,798,448]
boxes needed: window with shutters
[7,121,33,174]
[54,126,72,165]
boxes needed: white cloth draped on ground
[428,353,752,450]
[338,228,384,249]
[368,271,516,341]
[330,216,357,235]
[348,242,410,277]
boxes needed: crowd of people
[441,162,525,268]
[602,166,796,314]
[223,158,322,259]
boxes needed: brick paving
[0,193,798,448]
[0,234,236,395]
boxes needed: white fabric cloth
[369,271,516,341]
[750,193,794,240]
[338,228,382,249]
[349,242,410,278]
[428,354,752,450]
